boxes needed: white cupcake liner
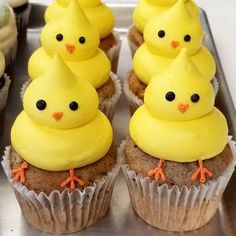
[14,3,31,33]
[119,137,236,232]
[20,73,122,122]
[127,24,142,57]
[99,72,122,122]
[2,39,17,71]
[104,31,122,73]
[1,146,120,234]
[0,74,11,111]
[124,74,219,116]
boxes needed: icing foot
[61,169,85,190]
[191,160,213,183]
[147,159,166,181]
[11,161,29,183]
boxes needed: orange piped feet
[11,161,29,183]
[148,159,167,182]
[191,160,213,183]
[61,169,85,190]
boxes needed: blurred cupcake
[2,55,119,233]
[120,49,236,232]
[0,2,17,71]
[27,0,121,121]
[6,0,31,37]
[128,0,199,56]
[124,1,216,114]
[45,0,121,73]
[0,50,10,132]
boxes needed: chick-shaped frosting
[28,0,111,89]
[133,0,199,34]
[45,0,114,39]
[133,0,216,85]
[12,55,113,171]
[130,49,228,163]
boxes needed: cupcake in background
[120,49,236,232]
[0,2,17,71]
[128,0,199,55]
[45,0,121,73]
[2,55,119,233]
[124,0,216,114]
[6,0,31,37]
[26,0,121,121]
[0,50,11,133]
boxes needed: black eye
[184,34,191,42]
[191,94,200,103]
[36,99,47,110]
[158,30,165,38]
[165,91,175,101]
[56,33,63,41]
[79,36,86,44]
[69,101,79,111]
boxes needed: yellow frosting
[133,0,199,33]
[11,55,113,171]
[45,0,114,39]
[29,0,111,89]
[130,49,228,162]
[133,0,216,84]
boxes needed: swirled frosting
[133,0,199,33]
[0,3,17,53]
[45,0,114,39]
[29,0,111,89]
[6,0,28,8]
[133,0,215,85]
[130,49,228,162]
[11,55,113,171]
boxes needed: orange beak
[171,40,179,49]
[53,112,63,121]
[178,103,189,113]
[65,44,75,54]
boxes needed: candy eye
[69,101,79,111]
[191,94,200,103]
[79,36,86,44]
[56,33,63,41]
[165,91,175,101]
[36,99,47,110]
[184,34,191,42]
[158,30,165,38]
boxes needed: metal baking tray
[1,1,236,235]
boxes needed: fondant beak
[53,112,63,121]
[178,103,189,113]
[171,40,179,49]
[65,44,75,54]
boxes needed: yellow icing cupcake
[132,0,216,85]
[28,0,111,89]
[12,55,113,171]
[45,0,114,39]
[133,0,199,34]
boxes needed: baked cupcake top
[133,0,215,85]
[45,0,114,39]
[0,2,17,53]
[130,49,228,163]
[0,51,5,75]
[6,0,28,8]
[12,55,113,171]
[28,0,111,89]
[133,0,199,33]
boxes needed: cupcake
[128,0,199,55]
[45,0,121,73]
[27,0,121,121]
[2,55,119,233]
[0,2,17,71]
[0,50,10,133]
[120,49,236,232]
[6,0,31,37]
[124,0,216,114]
